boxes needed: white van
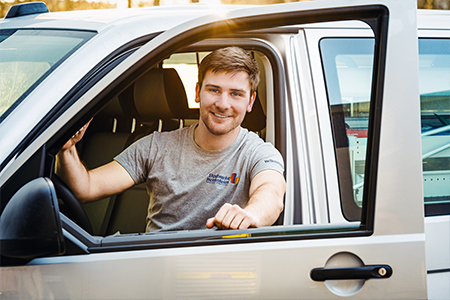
[0,0,448,298]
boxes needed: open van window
[56,47,273,236]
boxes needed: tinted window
[320,38,375,220]
[419,38,450,216]
[321,37,450,218]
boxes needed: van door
[0,0,427,298]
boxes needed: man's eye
[231,92,242,97]
[209,88,219,94]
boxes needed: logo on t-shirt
[230,173,239,184]
[264,159,284,169]
[206,173,239,186]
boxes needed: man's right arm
[56,122,135,204]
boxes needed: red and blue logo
[230,173,239,185]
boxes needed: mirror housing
[0,177,65,259]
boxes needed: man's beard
[199,107,244,136]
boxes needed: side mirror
[0,177,65,259]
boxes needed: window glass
[419,38,450,216]
[0,29,95,122]
[320,38,375,220]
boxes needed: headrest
[99,96,123,117]
[94,96,132,133]
[133,68,196,121]
[242,93,266,132]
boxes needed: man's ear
[247,92,257,113]
[195,83,200,103]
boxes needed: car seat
[104,67,195,235]
[77,96,134,235]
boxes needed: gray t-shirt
[114,124,284,232]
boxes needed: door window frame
[304,27,376,224]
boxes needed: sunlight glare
[200,0,228,18]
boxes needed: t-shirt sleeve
[249,141,285,180]
[114,134,154,185]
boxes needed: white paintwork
[427,272,450,300]
[4,233,426,299]
[425,216,450,271]
[0,5,247,31]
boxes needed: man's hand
[206,170,286,230]
[61,120,92,151]
[206,203,258,230]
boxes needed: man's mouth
[212,112,228,118]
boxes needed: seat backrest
[78,97,132,235]
[105,68,192,235]
[120,68,196,148]
[241,93,266,133]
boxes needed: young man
[57,46,286,232]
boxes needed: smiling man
[57,46,286,232]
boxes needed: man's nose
[215,94,231,111]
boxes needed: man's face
[195,70,255,136]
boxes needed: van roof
[0,4,247,32]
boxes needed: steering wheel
[53,175,94,235]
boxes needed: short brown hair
[198,46,260,95]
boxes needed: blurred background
[1,0,449,19]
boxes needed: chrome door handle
[310,265,392,281]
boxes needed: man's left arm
[206,169,286,230]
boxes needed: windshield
[0,29,95,122]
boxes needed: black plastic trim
[310,265,392,281]
[61,214,101,249]
[425,201,450,216]
[6,2,49,18]
[427,268,450,274]
[360,8,389,232]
